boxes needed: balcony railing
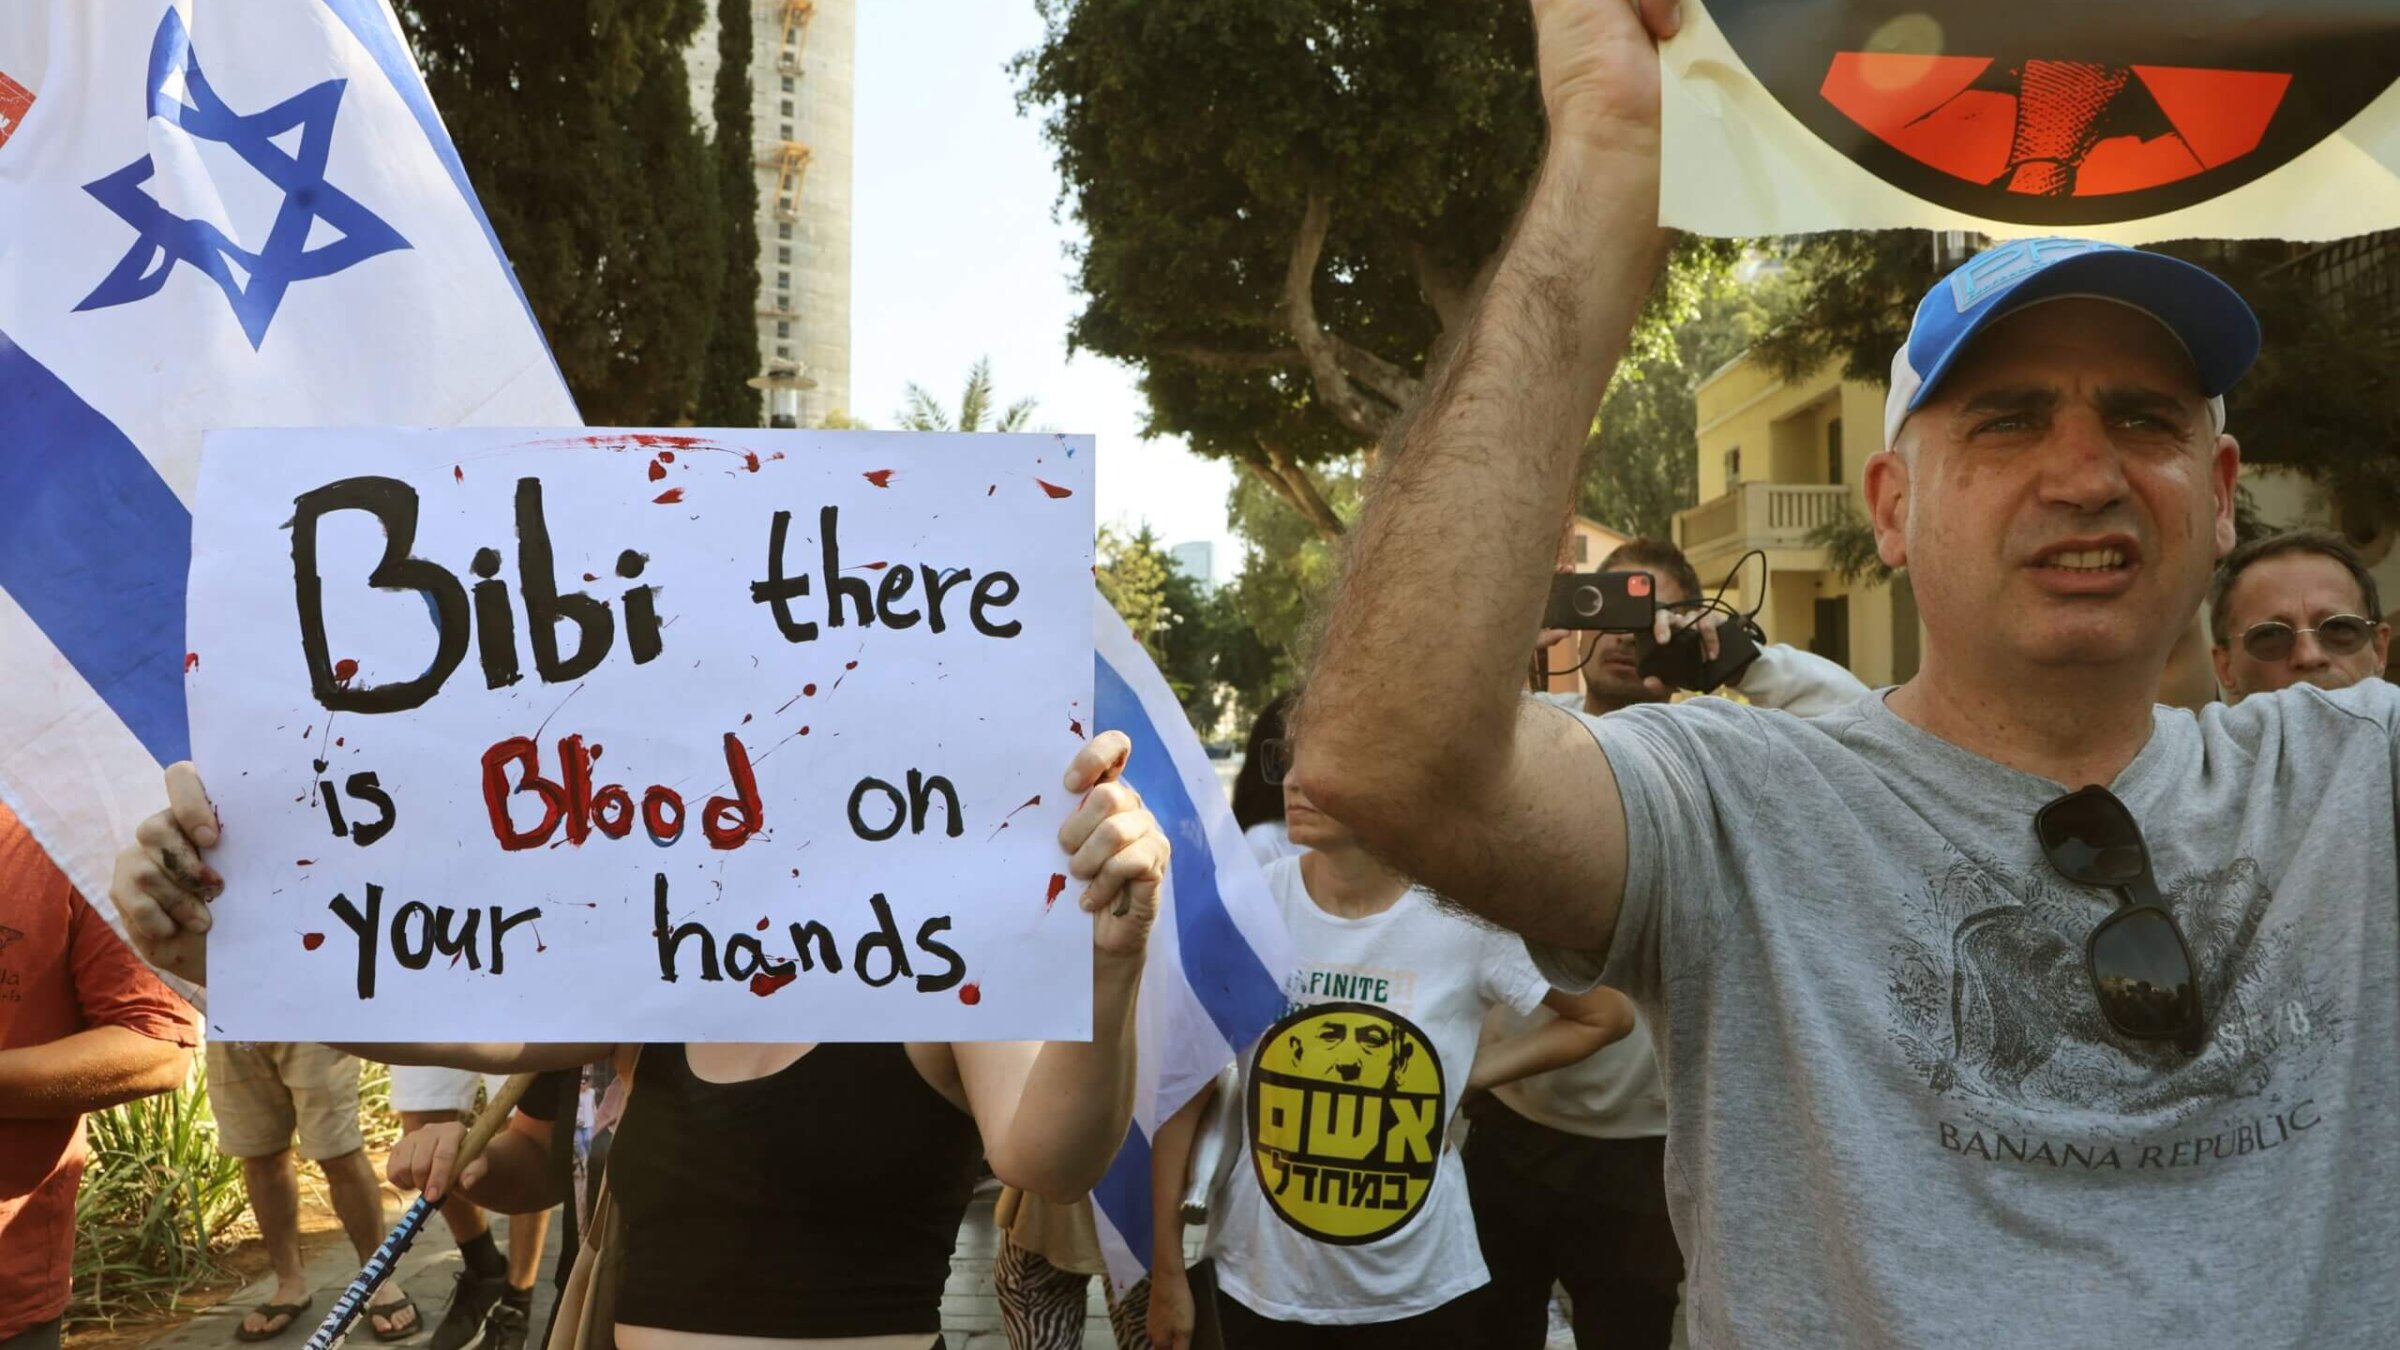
[1674,482,1852,560]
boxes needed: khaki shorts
[205,1041,364,1161]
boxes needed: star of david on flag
[0,0,577,969]
[77,9,409,348]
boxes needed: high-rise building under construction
[686,1,853,427]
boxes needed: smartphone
[1544,571,1656,631]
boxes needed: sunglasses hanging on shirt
[2033,786,2206,1057]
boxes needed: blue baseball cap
[1883,237,2261,449]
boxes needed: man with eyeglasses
[2208,530,2391,702]
[1291,3,2399,1345]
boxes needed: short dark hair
[1231,692,1294,830]
[1598,538,1703,605]
[2208,530,2382,644]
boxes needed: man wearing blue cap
[1294,2,2398,1346]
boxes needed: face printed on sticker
[1707,1,2399,225]
[1297,1010,1406,1088]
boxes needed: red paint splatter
[959,982,982,1006]
[1008,794,1043,818]
[658,450,677,463]
[333,658,359,684]
[1045,874,1068,910]
[863,469,896,488]
[1069,718,1085,738]
[861,561,889,571]
[303,726,313,739]
[741,713,753,725]
[301,932,325,951]
[583,572,599,582]
[648,460,667,482]
[987,485,997,497]
[790,868,801,878]
[184,652,200,672]
[453,464,465,484]
[743,451,761,472]
[799,726,811,736]
[805,682,819,696]
[1036,479,1074,499]
[750,968,797,997]
[335,737,345,747]
[654,488,684,504]
[756,916,771,931]
[844,661,858,671]
[771,452,786,461]
[295,859,315,867]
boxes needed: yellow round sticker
[1246,1001,1446,1245]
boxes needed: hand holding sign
[174,428,1099,1043]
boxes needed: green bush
[69,1059,247,1330]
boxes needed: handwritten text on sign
[188,428,1096,1042]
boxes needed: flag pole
[300,1071,538,1350]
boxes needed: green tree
[695,0,765,426]
[1757,231,2400,527]
[399,0,723,424]
[1015,0,1735,540]
[896,357,1038,433]
[1581,267,1797,540]
[1097,525,1276,735]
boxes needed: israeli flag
[1089,596,1294,1289]
[0,0,576,930]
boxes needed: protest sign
[187,428,1095,1043]
[1662,0,2400,242]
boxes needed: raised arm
[1294,0,1680,951]
[952,732,1165,1201]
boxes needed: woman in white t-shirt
[1153,776,1634,1349]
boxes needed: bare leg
[320,1147,415,1334]
[504,1208,552,1292]
[240,1152,310,1337]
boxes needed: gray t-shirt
[1533,682,2400,1348]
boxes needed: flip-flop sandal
[368,1293,422,1342]
[233,1298,314,1342]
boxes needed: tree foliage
[1756,231,2400,526]
[399,0,725,424]
[897,357,1038,433]
[695,0,764,427]
[1097,525,1278,736]
[1016,0,1735,538]
[1581,267,1797,540]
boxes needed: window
[776,320,791,338]
[777,271,790,288]
[781,99,794,116]
[1724,447,1742,486]
[779,122,792,139]
[778,222,792,240]
[777,246,791,264]
[776,344,792,358]
[1826,418,1844,485]
[1573,535,1589,563]
[781,76,794,92]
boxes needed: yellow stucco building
[1676,355,1922,687]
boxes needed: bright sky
[850,0,1241,581]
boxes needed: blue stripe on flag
[1094,655,1285,1047]
[314,0,574,412]
[0,327,193,764]
[1090,1124,1155,1273]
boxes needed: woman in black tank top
[356,733,1171,1350]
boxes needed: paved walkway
[140,1189,1635,1350]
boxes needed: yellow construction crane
[777,0,813,74]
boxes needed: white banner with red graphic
[1663,0,2400,241]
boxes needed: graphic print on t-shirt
[1247,1000,1445,1245]
[1707,1,2400,225]
[1882,853,2346,1166]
